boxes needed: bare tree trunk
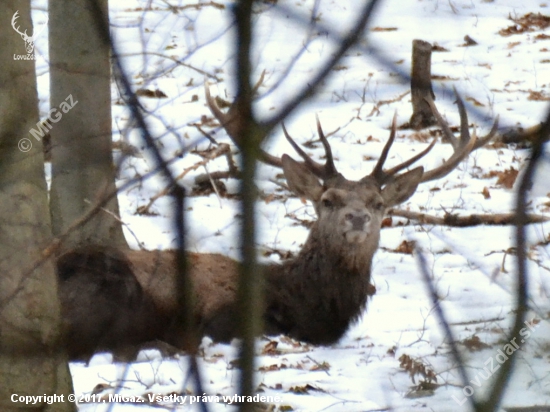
[409,39,436,130]
[0,2,75,411]
[49,0,127,250]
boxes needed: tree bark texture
[0,2,75,411]
[49,0,127,250]
[410,39,436,130]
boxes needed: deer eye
[322,198,333,209]
[374,201,384,210]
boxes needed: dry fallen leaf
[399,354,438,384]
[528,90,550,101]
[262,340,280,356]
[135,88,168,98]
[461,335,490,352]
[463,35,478,46]
[370,26,398,32]
[381,217,393,228]
[495,167,519,189]
[498,12,550,36]
[395,240,414,254]
[288,384,323,394]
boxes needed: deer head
[11,10,48,54]
[278,117,425,254]
[204,84,493,229]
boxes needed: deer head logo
[11,10,48,55]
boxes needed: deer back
[57,246,163,361]
[58,247,240,359]
[126,249,239,324]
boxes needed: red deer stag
[199,87,494,344]
[57,89,495,360]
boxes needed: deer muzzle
[345,211,370,231]
[343,211,371,244]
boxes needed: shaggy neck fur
[263,221,380,345]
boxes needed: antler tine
[420,91,479,183]
[420,89,502,183]
[420,133,477,182]
[205,80,283,168]
[204,71,266,135]
[12,11,28,37]
[281,119,339,180]
[428,88,498,152]
[315,116,338,178]
[370,113,438,184]
[281,124,327,178]
[383,137,437,177]
[204,71,267,139]
[370,112,398,183]
[425,96,460,150]
[454,90,472,148]
[204,84,238,140]
[473,115,499,150]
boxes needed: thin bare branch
[264,0,383,130]
[414,247,478,410]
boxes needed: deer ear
[381,167,424,208]
[282,154,323,202]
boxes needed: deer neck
[296,223,380,277]
[262,223,379,344]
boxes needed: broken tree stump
[410,39,437,130]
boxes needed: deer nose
[345,211,370,231]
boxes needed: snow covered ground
[31,0,550,410]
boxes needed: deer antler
[204,75,284,168]
[206,81,343,182]
[368,90,498,185]
[419,90,498,182]
[280,117,338,181]
[11,10,48,54]
[369,113,436,185]
[206,81,340,179]
[205,84,496,188]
